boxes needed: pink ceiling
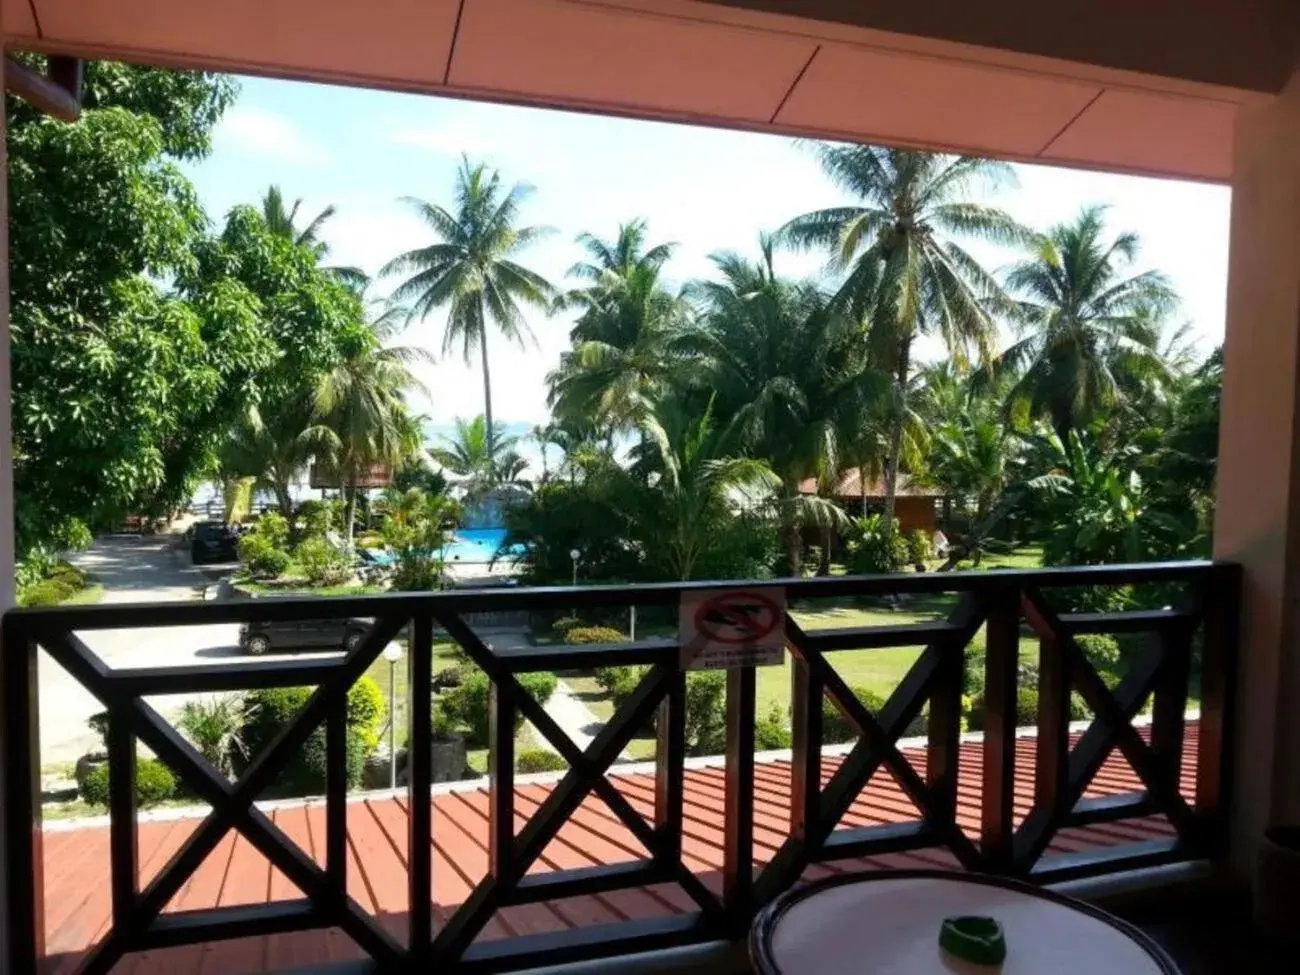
[4,0,1246,181]
[775,43,1101,157]
[450,0,816,123]
[1044,89,1236,181]
[24,0,460,86]
[3,0,36,40]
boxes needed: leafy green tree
[431,415,525,505]
[382,159,555,480]
[219,394,325,517]
[780,147,1027,541]
[686,241,862,573]
[260,185,365,289]
[1026,429,1182,566]
[312,318,426,548]
[994,206,1179,441]
[548,221,689,431]
[5,64,283,554]
[377,488,459,590]
[633,397,778,580]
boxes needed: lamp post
[569,548,581,616]
[383,642,404,790]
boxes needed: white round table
[751,871,1179,975]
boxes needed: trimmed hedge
[438,671,559,746]
[566,626,625,645]
[822,686,926,743]
[240,677,386,795]
[77,758,176,808]
[755,704,792,750]
[515,748,568,774]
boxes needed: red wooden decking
[41,727,1197,974]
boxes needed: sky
[183,75,1232,432]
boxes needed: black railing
[1,560,1240,974]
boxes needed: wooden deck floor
[41,728,1197,974]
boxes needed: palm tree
[687,240,865,573]
[312,315,428,548]
[633,396,779,580]
[381,159,555,482]
[548,221,689,432]
[220,393,325,518]
[993,205,1179,441]
[430,415,522,506]
[262,185,335,255]
[261,185,366,288]
[779,147,1028,541]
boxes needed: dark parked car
[190,521,239,564]
[239,617,371,655]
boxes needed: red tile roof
[41,728,1195,973]
[797,470,944,499]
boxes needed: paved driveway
[39,535,338,763]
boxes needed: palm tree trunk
[818,523,833,576]
[479,324,495,485]
[343,472,359,551]
[274,482,294,520]
[882,336,913,542]
[782,489,802,576]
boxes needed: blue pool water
[441,528,523,564]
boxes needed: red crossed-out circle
[694,591,782,645]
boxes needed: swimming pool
[441,528,523,564]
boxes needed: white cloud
[389,124,498,159]
[215,106,330,165]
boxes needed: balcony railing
[1,560,1239,974]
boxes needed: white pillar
[1213,52,1300,868]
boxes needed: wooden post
[980,586,1019,869]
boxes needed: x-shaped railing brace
[431,613,724,960]
[37,617,410,975]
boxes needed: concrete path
[537,680,602,753]
[40,535,337,763]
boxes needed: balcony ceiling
[2,0,1273,182]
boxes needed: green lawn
[237,578,386,597]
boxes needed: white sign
[679,587,787,670]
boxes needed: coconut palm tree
[381,159,555,482]
[260,185,366,288]
[548,221,689,432]
[779,147,1028,541]
[220,393,325,518]
[430,415,523,505]
[687,240,867,573]
[312,316,428,548]
[633,395,779,580]
[993,206,1179,441]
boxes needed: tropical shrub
[566,626,625,645]
[685,671,726,755]
[1075,633,1122,675]
[515,748,568,774]
[251,511,290,549]
[178,695,249,776]
[595,665,646,708]
[754,704,792,750]
[438,671,559,746]
[295,499,338,540]
[240,677,385,795]
[552,616,586,639]
[906,529,932,566]
[238,532,290,579]
[20,578,76,606]
[295,536,351,587]
[78,758,176,808]
[822,686,926,743]
[845,515,908,574]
